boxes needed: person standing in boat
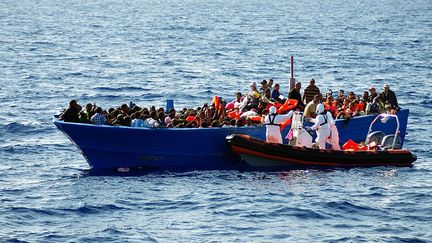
[264,106,293,144]
[381,84,399,111]
[303,78,321,104]
[310,104,331,149]
[288,82,305,110]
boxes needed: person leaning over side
[264,106,293,144]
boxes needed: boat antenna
[289,56,295,92]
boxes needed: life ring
[278,99,298,113]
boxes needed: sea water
[0,0,431,241]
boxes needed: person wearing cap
[264,106,293,144]
[303,78,321,104]
[380,84,399,111]
[368,87,378,102]
[288,82,305,110]
[60,100,81,123]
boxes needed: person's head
[295,82,301,91]
[95,106,103,114]
[85,103,92,112]
[158,111,165,120]
[69,99,78,108]
[269,106,277,114]
[261,80,267,88]
[369,87,376,94]
[268,79,274,87]
[309,78,316,86]
[236,92,242,101]
[274,83,280,90]
[150,111,157,119]
[121,104,129,113]
[313,94,322,104]
[338,90,344,97]
[363,91,369,99]
[384,84,389,93]
[210,120,219,127]
[250,82,257,90]
[348,91,355,100]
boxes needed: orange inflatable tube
[248,115,262,123]
[278,99,298,113]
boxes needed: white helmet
[269,106,277,114]
[316,103,325,114]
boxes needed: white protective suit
[264,107,293,144]
[310,104,330,149]
[326,111,341,150]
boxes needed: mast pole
[289,56,295,92]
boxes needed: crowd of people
[59,78,399,129]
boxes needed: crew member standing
[310,104,331,149]
[264,106,293,144]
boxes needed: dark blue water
[1,0,431,241]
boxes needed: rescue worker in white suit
[310,104,331,149]
[326,110,341,150]
[264,106,293,144]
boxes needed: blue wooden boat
[53,109,409,171]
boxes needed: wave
[93,86,151,92]
[0,122,47,137]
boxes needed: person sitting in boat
[288,82,305,110]
[381,84,399,111]
[368,87,378,103]
[60,99,81,123]
[264,106,293,144]
[310,104,331,149]
[91,107,108,125]
[78,103,94,124]
[260,80,268,95]
[365,95,385,115]
[245,82,261,110]
[323,91,337,117]
[131,113,145,127]
[335,89,346,108]
[304,94,322,119]
[271,83,286,103]
[260,88,275,106]
[268,79,274,90]
[143,111,160,128]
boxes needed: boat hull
[54,109,410,170]
[226,134,416,169]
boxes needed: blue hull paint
[54,109,409,170]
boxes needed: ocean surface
[1,0,431,241]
